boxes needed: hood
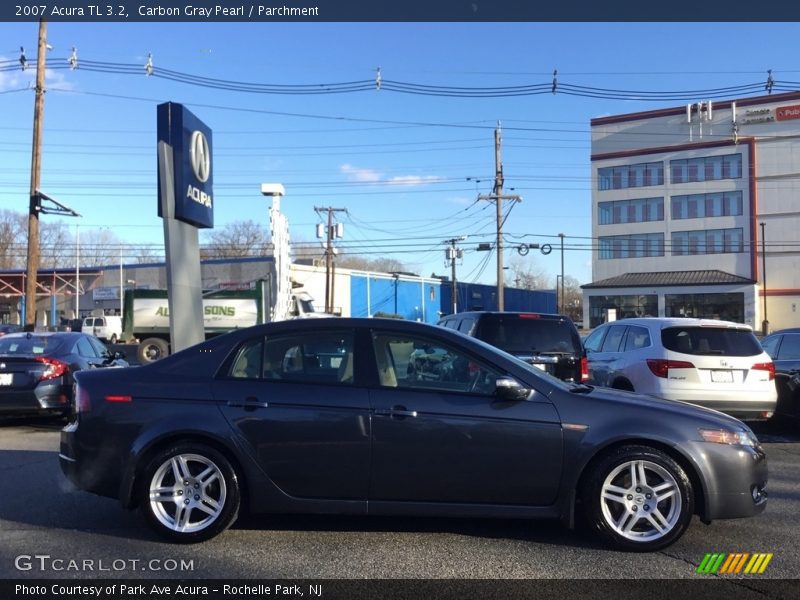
[583,385,748,430]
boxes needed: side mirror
[494,377,532,402]
[114,351,126,360]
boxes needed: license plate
[0,373,12,386]
[711,370,733,383]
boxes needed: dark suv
[438,311,587,382]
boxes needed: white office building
[583,91,800,332]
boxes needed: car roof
[770,328,800,335]
[1,331,84,340]
[441,311,570,320]
[597,317,753,331]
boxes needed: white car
[583,317,776,420]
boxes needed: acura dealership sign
[157,102,214,228]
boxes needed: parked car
[82,315,123,344]
[760,328,800,419]
[583,317,777,420]
[437,312,587,382]
[0,323,21,337]
[0,331,128,417]
[61,318,767,550]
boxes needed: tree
[0,210,26,269]
[507,255,550,290]
[201,220,271,259]
[560,275,584,323]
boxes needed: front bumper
[693,440,768,521]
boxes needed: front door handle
[375,406,418,418]
[227,397,269,410]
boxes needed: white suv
[583,317,776,420]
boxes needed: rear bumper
[1,386,70,415]
[59,421,119,498]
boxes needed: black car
[438,311,586,382]
[0,331,128,417]
[761,328,800,419]
[61,318,767,551]
[0,323,21,337]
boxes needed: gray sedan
[60,318,766,551]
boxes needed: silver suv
[583,317,776,420]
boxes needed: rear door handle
[227,397,269,409]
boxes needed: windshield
[476,315,580,354]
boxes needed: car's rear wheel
[582,445,693,551]
[140,443,240,543]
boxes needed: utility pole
[478,123,520,311]
[24,20,48,330]
[558,233,565,314]
[444,236,465,314]
[315,206,346,314]
[760,222,768,335]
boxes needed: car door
[74,336,105,369]
[367,329,562,507]
[764,333,800,417]
[214,328,371,502]
[585,325,628,387]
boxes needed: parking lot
[1,416,798,581]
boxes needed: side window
[268,331,354,384]
[760,335,780,359]
[87,336,110,358]
[778,334,800,360]
[623,325,652,352]
[457,318,475,334]
[372,332,501,395]
[583,327,606,353]
[600,326,627,352]
[230,339,263,379]
[76,337,98,358]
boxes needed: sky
[1,22,799,287]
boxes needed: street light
[760,222,769,335]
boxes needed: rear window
[476,315,581,354]
[0,336,64,355]
[661,327,762,357]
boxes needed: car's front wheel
[582,445,693,551]
[140,443,241,543]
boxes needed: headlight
[699,428,759,447]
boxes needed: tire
[138,337,170,364]
[139,443,240,543]
[582,445,693,552]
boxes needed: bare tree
[40,221,73,269]
[201,220,271,259]
[78,228,124,267]
[561,275,584,323]
[0,210,26,269]
[507,255,550,290]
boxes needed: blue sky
[2,22,799,286]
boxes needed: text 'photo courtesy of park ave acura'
[2,17,800,585]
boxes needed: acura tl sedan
[60,318,767,551]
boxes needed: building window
[599,233,664,259]
[671,191,742,220]
[669,154,742,185]
[598,161,664,191]
[598,197,664,225]
[588,295,658,328]
[671,228,743,255]
[665,293,745,323]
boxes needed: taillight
[105,395,132,403]
[35,357,68,381]
[646,358,695,378]
[580,356,589,382]
[752,362,775,380]
[74,384,91,413]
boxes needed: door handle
[374,406,418,418]
[227,397,269,409]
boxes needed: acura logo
[189,130,210,183]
